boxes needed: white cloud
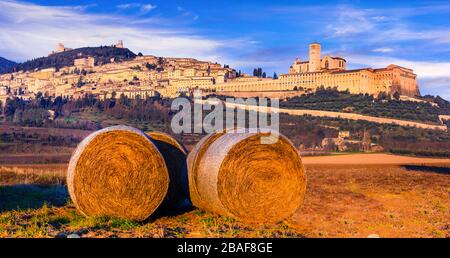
[0,0,244,63]
[116,3,142,9]
[285,3,450,48]
[175,5,199,21]
[370,16,386,22]
[325,6,379,37]
[141,4,156,13]
[369,27,450,45]
[372,47,394,53]
[116,3,157,13]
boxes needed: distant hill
[0,57,17,73]
[1,46,136,74]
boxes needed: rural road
[302,153,450,166]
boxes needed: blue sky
[0,0,450,99]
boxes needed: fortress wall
[215,79,285,92]
[205,90,302,99]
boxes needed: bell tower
[309,42,321,72]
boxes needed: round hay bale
[67,126,169,221]
[187,130,306,223]
[146,132,190,210]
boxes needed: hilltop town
[0,41,422,105]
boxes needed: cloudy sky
[0,0,449,99]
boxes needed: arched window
[325,60,329,69]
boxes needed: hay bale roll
[146,132,190,210]
[187,130,306,223]
[67,126,180,221]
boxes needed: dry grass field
[294,164,449,238]
[0,154,449,238]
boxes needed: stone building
[289,43,347,73]
[74,57,95,70]
[115,40,124,48]
[0,86,8,107]
[49,43,72,56]
[0,42,421,100]
[213,43,419,98]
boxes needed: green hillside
[280,87,450,124]
[0,57,17,73]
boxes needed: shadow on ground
[0,184,69,212]
[149,205,195,222]
[402,165,450,175]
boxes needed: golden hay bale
[187,130,306,223]
[67,126,169,221]
[146,132,190,210]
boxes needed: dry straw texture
[67,126,169,221]
[187,130,306,223]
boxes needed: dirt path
[1,153,448,168]
[302,153,450,166]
